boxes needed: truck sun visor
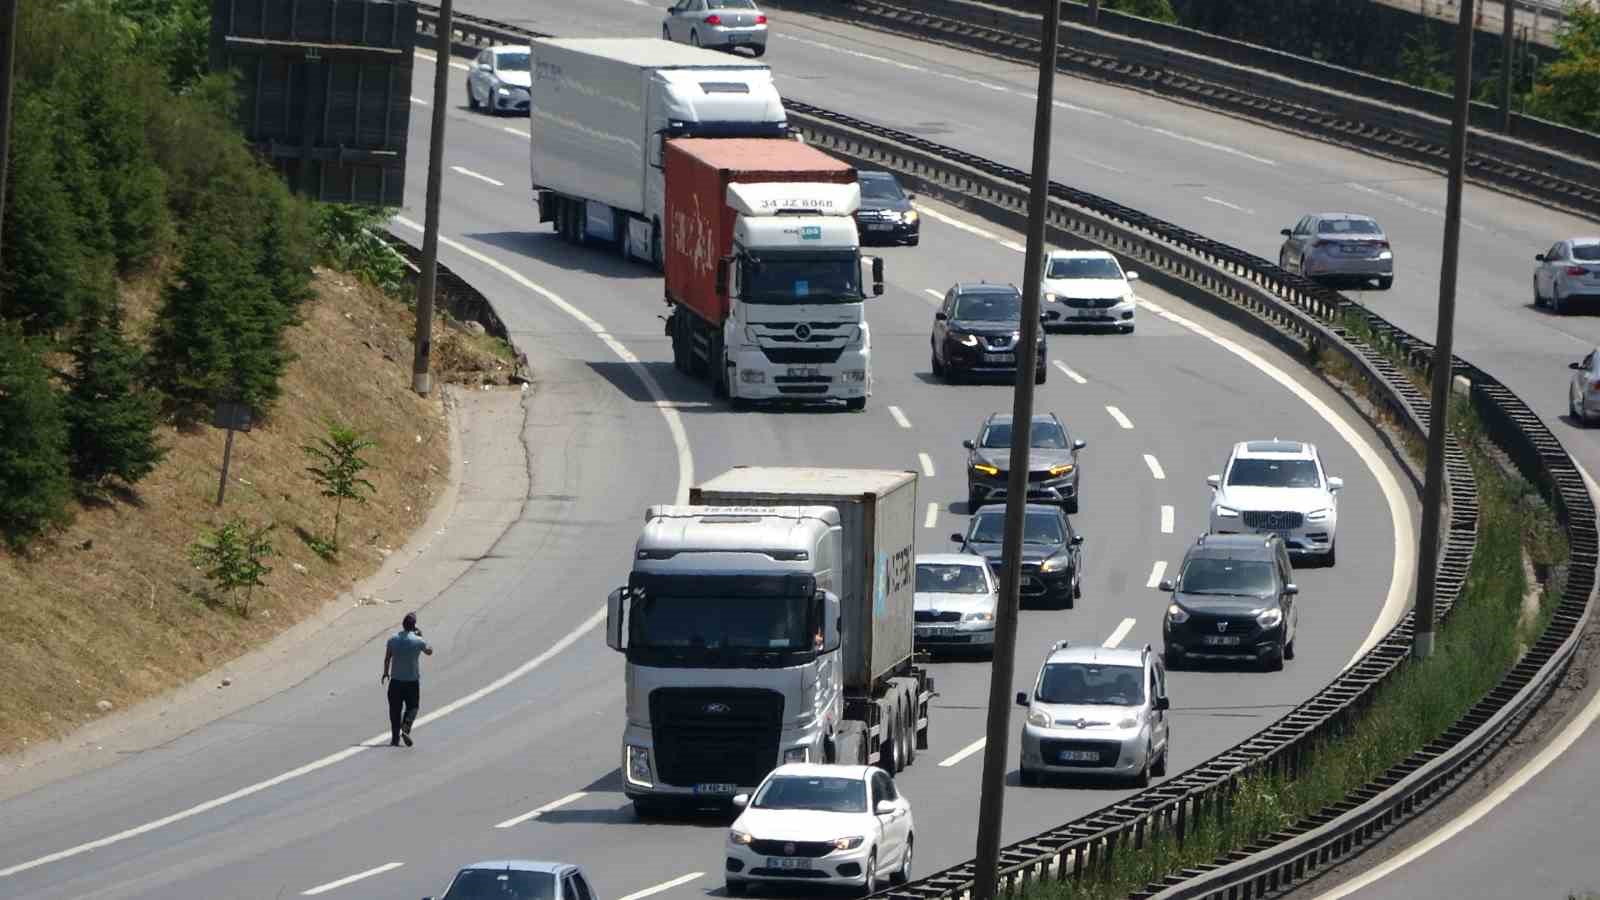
[699,82,751,93]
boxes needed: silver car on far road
[662,0,769,56]
[1535,237,1600,315]
[465,45,530,116]
[1568,347,1600,427]
[1278,213,1394,291]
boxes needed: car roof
[984,412,1062,424]
[1311,212,1378,222]
[858,170,896,180]
[916,552,990,567]
[1044,643,1147,666]
[953,281,1020,295]
[457,861,574,875]
[1569,236,1600,246]
[1234,439,1315,459]
[490,44,531,53]
[768,762,874,779]
[1184,533,1282,559]
[1045,249,1116,260]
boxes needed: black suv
[855,170,919,246]
[1159,534,1299,671]
[930,282,1047,384]
[963,412,1086,512]
[952,503,1083,608]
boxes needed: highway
[15,3,1571,898]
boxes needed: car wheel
[725,880,746,896]
[1554,290,1567,315]
[1263,647,1286,672]
[930,346,944,377]
[467,82,479,110]
[1164,644,1184,671]
[690,30,701,47]
[1377,276,1394,290]
[1073,573,1082,601]
[906,235,919,246]
[892,835,913,885]
[1019,766,1041,786]
[662,25,672,41]
[751,44,767,57]
[1285,637,1296,660]
[1035,366,1047,385]
[1322,542,1336,567]
[1121,324,1135,334]
[1574,392,1589,427]
[967,489,981,511]
[1535,279,1545,308]
[1152,744,1168,777]
[1131,747,1152,788]
[861,851,878,898]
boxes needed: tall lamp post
[412,0,455,396]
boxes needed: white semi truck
[605,467,933,817]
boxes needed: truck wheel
[845,397,866,411]
[651,219,663,269]
[902,697,917,765]
[632,797,667,820]
[877,722,896,774]
[1020,767,1040,787]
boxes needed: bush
[302,423,378,549]
[188,518,276,617]
[1103,0,1179,24]
[1527,3,1600,132]
[315,205,407,297]
[64,299,167,489]
[0,326,73,549]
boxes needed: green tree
[1398,30,1454,93]
[64,298,167,489]
[315,204,407,297]
[1105,0,1180,24]
[0,326,73,549]
[1527,2,1600,131]
[188,518,276,616]
[0,93,85,334]
[302,424,378,548]
[109,0,214,90]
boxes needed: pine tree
[65,297,167,489]
[0,93,86,334]
[0,326,73,549]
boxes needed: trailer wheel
[651,219,663,269]
[902,694,917,765]
[670,313,688,373]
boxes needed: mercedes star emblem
[795,323,812,340]
[704,702,731,714]
[784,842,796,855]
[1217,621,1229,633]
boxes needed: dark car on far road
[963,412,1086,512]
[854,170,919,246]
[930,282,1047,385]
[952,503,1082,609]
[1159,533,1299,672]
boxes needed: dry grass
[0,267,512,757]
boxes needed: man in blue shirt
[382,612,433,747]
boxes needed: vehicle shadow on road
[586,360,880,416]
[462,230,658,282]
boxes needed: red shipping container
[664,138,856,327]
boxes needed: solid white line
[1103,618,1137,648]
[924,502,939,529]
[1053,361,1087,384]
[923,288,945,304]
[1160,505,1175,534]
[1146,560,1168,589]
[451,166,505,187]
[618,872,704,900]
[915,205,1006,242]
[1000,240,1028,254]
[494,791,588,829]
[1203,195,1254,214]
[414,49,471,72]
[918,452,936,478]
[302,863,404,896]
[502,126,529,138]
[888,405,913,429]
[1074,156,1127,174]
[1106,405,1134,429]
[1143,454,1166,480]
[939,736,988,767]
[410,96,428,105]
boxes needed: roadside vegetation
[0,1,517,756]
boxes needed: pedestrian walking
[382,612,433,747]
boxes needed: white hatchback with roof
[1207,440,1342,565]
[1016,641,1171,787]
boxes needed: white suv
[1207,440,1342,566]
[1016,641,1170,787]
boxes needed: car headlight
[1256,608,1284,628]
[963,610,995,623]
[1040,554,1071,573]
[1026,708,1051,727]
[730,828,754,846]
[626,744,653,787]
[1214,505,1239,518]
[1166,603,1189,623]
[953,331,979,347]
[903,210,918,224]
[1048,463,1075,476]
[497,87,510,96]
[1044,292,1058,304]
[832,836,866,851]
[1306,507,1329,521]
[1117,716,1139,729]
[972,462,1000,476]
[784,746,809,764]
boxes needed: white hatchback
[1041,249,1138,333]
[726,764,914,896]
[1207,440,1342,566]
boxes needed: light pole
[412,0,455,396]
[1414,0,1476,660]
[1499,0,1515,131]
[972,0,1062,897]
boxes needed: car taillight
[1588,379,1600,394]
[705,14,722,24]
[756,14,768,23]
[1568,266,1590,276]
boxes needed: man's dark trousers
[387,678,420,743]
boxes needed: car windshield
[1317,218,1381,235]
[709,0,758,7]
[917,563,988,594]
[1046,257,1122,279]
[743,253,861,304]
[629,594,814,651]
[859,175,905,202]
[1036,663,1144,705]
[953,291,1022,321]
[1574,244,1600,261]
[1178,558,1277,596]
[980,421,1068,449]
[442,869,555,900]
[970,511,1063,545]
[496,52,529,71]
[752,775,867,812]
[1227,458,1321,488]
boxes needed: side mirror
[1158,579,1174,592]
[606,587,628,651]
[1015,691,1029,706]
[1285,583,1299,595]
[876,800,896,816]
[715,256,732,297]
[1071,534,1084,546]
[951,532,966,544]
[1571,361,1584,370]
[1327,476,1344,492]
[1154,696,1170,711]
[732,793,750,808]
[817,590,842,652]
[1073,439,1087,450]
[1206,474,1221,490]
[872,256,885,297]
[934,311,948,321]
[1280,228,1292,237]
[873,283,885,297]
[963,439,976,450]
[1536,253,1547,262]
[1125,271,1140,281]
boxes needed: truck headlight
[1166,603,1189,624]
[1214,505,1239,518]
[784,747,809,764]
[730,828,754,846]
[626,744,653,787]
[1026,708,1051,727]
[740,369,766,384]
[1256,608,1284,628]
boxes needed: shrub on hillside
[1528,3,1600,133]
[0,327,73,549]
[315,205,407,297]
[64,299,168,490]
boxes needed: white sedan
[1040,249,1138,333]
[726,763,914,896]
[1534,237,1600,315]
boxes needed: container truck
[605,466,934,817]
[527,38,787,266]
[663,138,884,410]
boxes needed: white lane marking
[415,49,471,72]
[1073,156,1127,174]
[1106,405,1134,429]
[1160,505,1175,534]
[619,873,704,900]
[889,405,913,429]
[502,126,529,138]
[1344,181,1487,232]
[1053,361,1087,384]
[923,288,945,303]
[1138,124,1277,166]
[451,165,505,187]
[1135,298,1413,666]
[924,502,940,529]
[1309,461,1600,898]
[410,96,428,105]
[1000,240,1028,254]
[393,217,693,507]
[302,863,404,896]
[1146,560,1168,589]
[1103,618,1137,648]
[1144,454,1166,480]
[1203,195,1254,214]
[919,452,936,477]
[916,204,1008,242]
[939,736,988,767]
[494,791,588,829]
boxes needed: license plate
[727,32,748,42]
[1203,635,1242,647]
[766,857,811,870]
[1075,308,1101,318]
[1342,244,1366,254]
[920,625,955,636]
[984,352,1015,364]
[695,783,736,796]
[868,223,894,231]
[1059,750,1099,762]
[786,367,820,378]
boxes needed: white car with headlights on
[1040,249,1138,333]
[913,553,997,658]
[1016,641,1170,787]
[726,764,914,896]
[1207,440,1342,566]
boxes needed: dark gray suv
[930,282,1048,385]
[963,412,1085,512]
[1159,533,1299,672]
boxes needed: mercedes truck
[605,467,933,817]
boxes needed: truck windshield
[630,594,817,654]
[743,253,861,304]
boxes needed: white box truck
[605,467,934,817]
[528,37,787,267]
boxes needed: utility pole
[1087,0,1101,26]
[412,0,455,397]
[0,0,21,262]
[972,0,1061,896]
[1499,0,1515,131]
[1414,0,1476,660]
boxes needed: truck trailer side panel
[529,40,653,216]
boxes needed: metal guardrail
[758,0,1600,224]
[409,6,1594,898]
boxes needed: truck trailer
[605,466,933,817]
[527,38,786,267]
[664,138,884,409]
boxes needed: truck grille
[749,839,835,858]
[916,610,962,623]
[763,347,845,365]
[1241,510,1304,529]
[1039,738,1121,768]
[649,688,784,788]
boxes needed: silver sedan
[662,0,768,56]
[1570,347,1600,426]
[1278,213,1394,290]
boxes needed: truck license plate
[1059,750,1099,762]
[1202,635,1242,647]
[695,783,736,796]
[786,366,821,378]
[983,352,1014,364]
[766,857,812,870]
